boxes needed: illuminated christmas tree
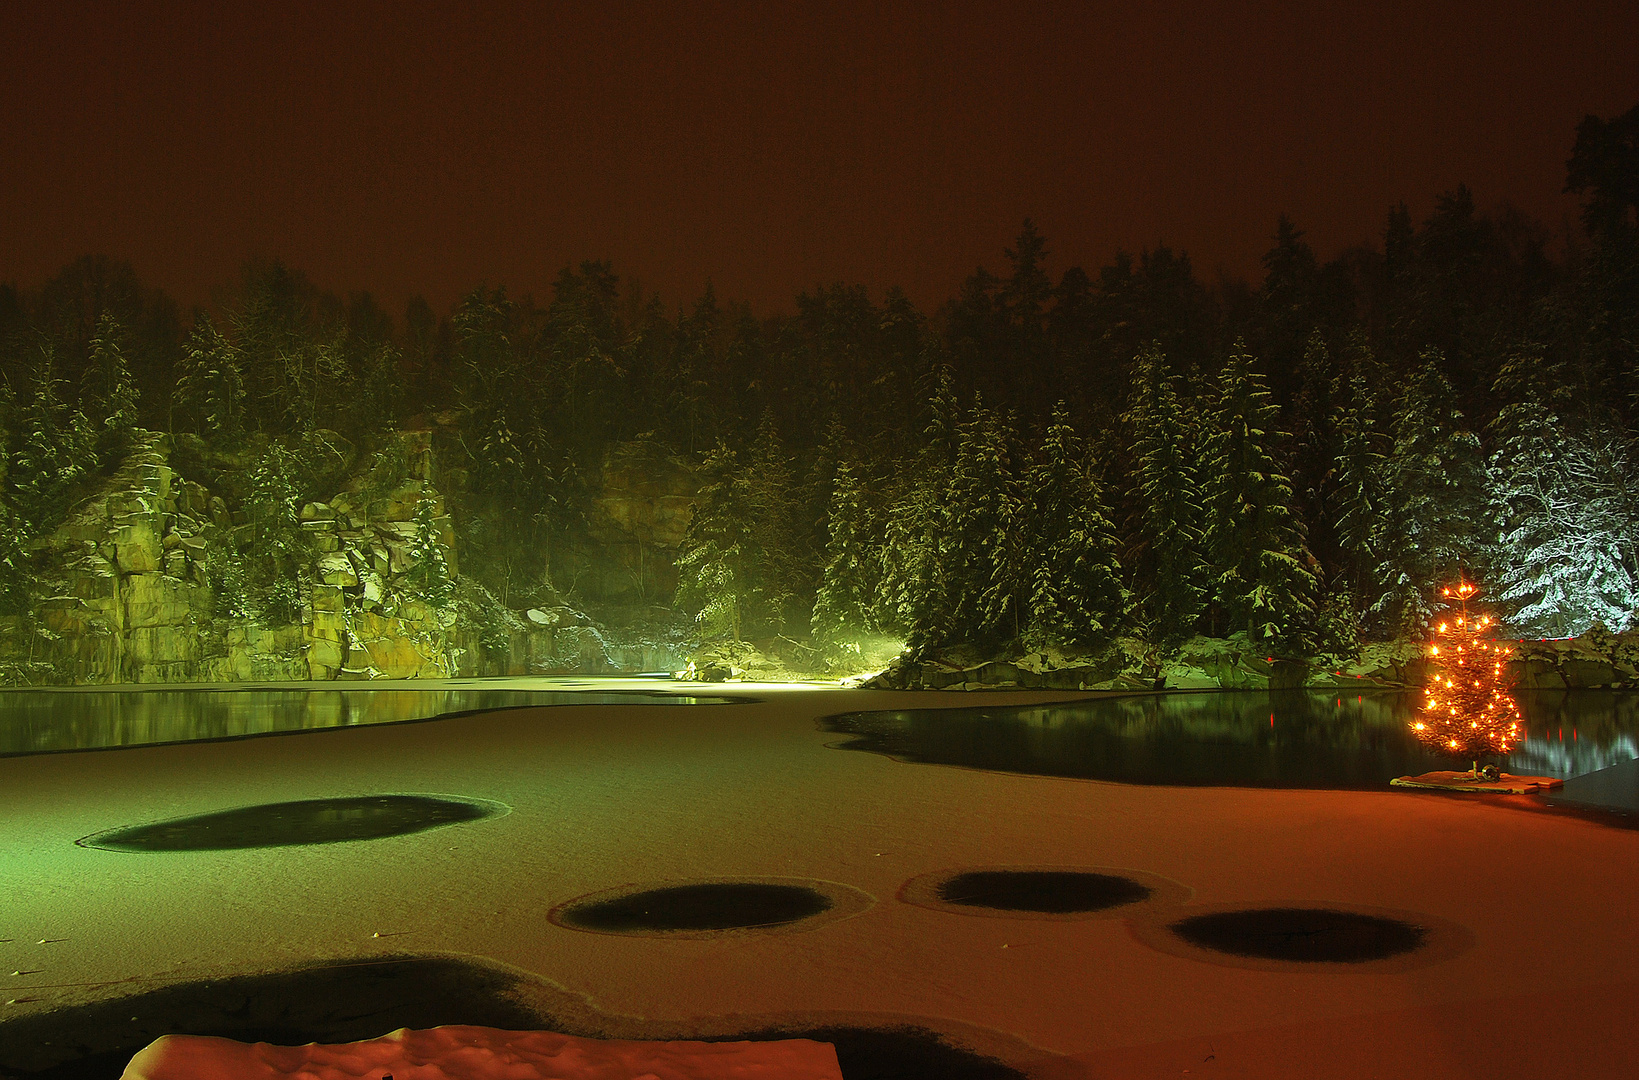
[1410,581,1522,777]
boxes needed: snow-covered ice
[2,681,1636,1079]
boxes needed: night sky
[4,0,1637,318]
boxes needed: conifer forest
[1,106,1636,675]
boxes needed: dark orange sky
[3,0,1637,319]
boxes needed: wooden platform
[1390,770,1564,794]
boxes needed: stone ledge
[1390,771,1564,794]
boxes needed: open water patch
[0,685,750,756]
[551,878,873,937]
[77,794,509,852]
[899,865,1186,920]
[821,690,1639,789]
[935,870,1150,913]
[1128,902,1471,972]
[1171,907,1423,962]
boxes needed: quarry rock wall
[0,430,690,685]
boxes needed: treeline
[0,106,1635,654]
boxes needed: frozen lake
[7,683,1634,800]
[2,683,1637,1078]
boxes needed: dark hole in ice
[935,870,1152,913]
[560,883,833,932]
[78,795,503,852]
[1170,907,1425,963]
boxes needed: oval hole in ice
[79,794,507,852]
[559,883,833,933]
[935,870,1152,914]
[1169,907,1426,963]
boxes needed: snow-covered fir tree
[80,311,140,459]
[175,315,246,445]
[0,498,28,615]
[675,443,758,641]
[878,367,958,648]
[406,495,456,609]
[1328,346,1388,619]
[1125,344,1207,644]
[1371,348,1489,632]
[244,442,308,622]
[741,410,807,633]
[1488,352,1639,634]
[1024,404,1126,648]
[1201,343,1318,652]
[1286,333,1340,558]
[811,460,878,646]
[11,350,97,526]
[945,395,1026,644]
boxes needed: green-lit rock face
[78,794,508,851]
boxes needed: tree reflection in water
[0,687,740,756]
[821,691,1639,789]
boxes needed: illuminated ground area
[2,686,1636,1079]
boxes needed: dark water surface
[0,685,741,755]
[558,883,834,933]
[820,690,1639,791]
[1169,908,1426,963]
[936,870,1151,913]
[79,794,508,851]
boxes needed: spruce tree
[1024,404,1126,649]
[1371,349,1489,632]
[1288,332,1339,565]
[12,350,97,526]
[1488,352,1639,635]
[405,495,456,609]
[81,311,139,460]
[0,498,29,615]
[175,315,246,445]
[1200,344,1318,652]
[1125,344,1206,644]
[945,396,1025,644]
[879,366,958,649]
[811,461,877,647]
[742,410,805,633]
[675,444,756,642]
[243,442,307,622]
[1329,346,1388,617]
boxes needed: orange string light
[1411,580,1522,766]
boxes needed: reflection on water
[820,691,1639,789]
[0,687,738,756]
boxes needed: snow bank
[122,1025,842,1080]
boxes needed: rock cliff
[0,430,689,685]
